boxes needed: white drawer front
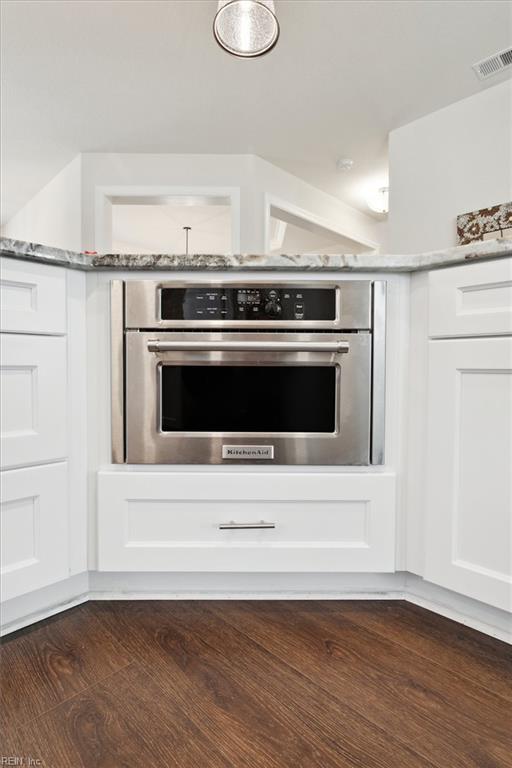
[0,334,67,469]
[98,471,396,572]
[429,258,512,338]
[0,258,66,335]
[1,463,69,601]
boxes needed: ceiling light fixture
[367,187,389,215]
[183,226,191,256]
[214,0,279,58]
[336,158,354,172]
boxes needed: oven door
[125,331,371,465]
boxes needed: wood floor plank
[160,600,439,768]
[302,600,512,701]
[3,600,511,768]
[6,662,233,768]
[403,600,512,659]
[291,600,512,732]
[91,600,356,768]
[0,693,26,759]
[210,601,512,768]
[0,603,133,726]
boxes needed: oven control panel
[160,286,336,321]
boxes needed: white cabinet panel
[428,258,512,337]
[1,463,69,601]
[98,471,396,572]
[125,500,368,545]
[0,258,66,335]
[0,334,67,469]
[425,338,512,611]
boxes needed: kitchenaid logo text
[222,445,274,459]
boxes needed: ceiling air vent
[472,47,512,80]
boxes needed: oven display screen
[236,290,261,305]
[160,365,336,433]
[160,287,336,321]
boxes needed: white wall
[2,151,385,254]
[252,155,384,254]
[388,81,512,254]
[81,153,384,254]
[1,156,82,251]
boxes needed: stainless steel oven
[111,279,386,465]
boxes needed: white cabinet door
[0,258,67,335]
[97,471,396,573]
[0,334,67,469]
[1,463,69,601]
[429,258,512,338]
[425,338,512,611]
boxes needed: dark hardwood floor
[1,601,511,768]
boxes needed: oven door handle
[147,340,350,354]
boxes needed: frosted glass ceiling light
[367,187,389,215]
[214,0,279,58]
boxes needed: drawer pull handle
[219,521,276,530]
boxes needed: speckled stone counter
[0,239,93,270]
[1,236,511,273]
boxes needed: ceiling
[112,203,232,254]
[1,0,511,224]
[271,219,370,256]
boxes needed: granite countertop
[1,236,511,273]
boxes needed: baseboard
[1,570,510,643]
[404,573,512,644]
[0,572,89,636]
[88,570,407,598]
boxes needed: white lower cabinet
[428,257,512,338]
[425,337,512,612]
[0,333,67,469]
[1,462,69,601]
[0,258,67,335]
[97,471,396,572]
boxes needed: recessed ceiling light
[336,158,354,172]
[214,0,280,58]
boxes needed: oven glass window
[160,365,336,433]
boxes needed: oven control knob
[265,300,282,316]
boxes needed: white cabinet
[1,463,69,601]
[0,258,86,606]
[0,258,67,335]
[429,258,512,338]
[0,333,67,469]
[424,337,512,611]
[98,471,396,573]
